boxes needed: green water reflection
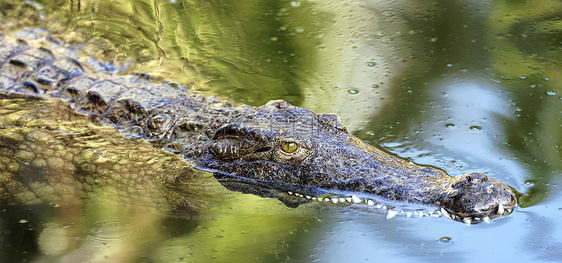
[0,0,561,262]
[9,0,326,106]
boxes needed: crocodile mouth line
[198,166,515,225]
[284,191,515,225]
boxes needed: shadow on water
[0,0,560,262]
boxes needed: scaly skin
[0,98,213,215]
[0,29,517,223]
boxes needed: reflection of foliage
[2,0,330,106]
[487,0,562,206]
[487,0,562,81]
[154,195,318,262]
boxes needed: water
[0,0,561,262]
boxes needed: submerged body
[0,98,211,214]
[0,29,517,223]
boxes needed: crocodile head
[197,100,517,223]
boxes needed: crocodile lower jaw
[285,191,515,224]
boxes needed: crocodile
[0,29,517,224]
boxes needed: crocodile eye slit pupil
[281,142,298,153]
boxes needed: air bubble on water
[366,62,376,67]
[546,90,557,96]
[347,89,359,95]
[469,125,482,131]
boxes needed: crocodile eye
[281,141,298,153]
[274,140,311,163]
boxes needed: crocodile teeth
[282,190,481,223]
[497,203,504,215]
[483,216,491,223]
[440,208,450,218]
[386,210,399,219]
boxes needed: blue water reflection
[405,78,527,186]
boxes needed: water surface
[0,0,560,262]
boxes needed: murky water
[0,0,560,262]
